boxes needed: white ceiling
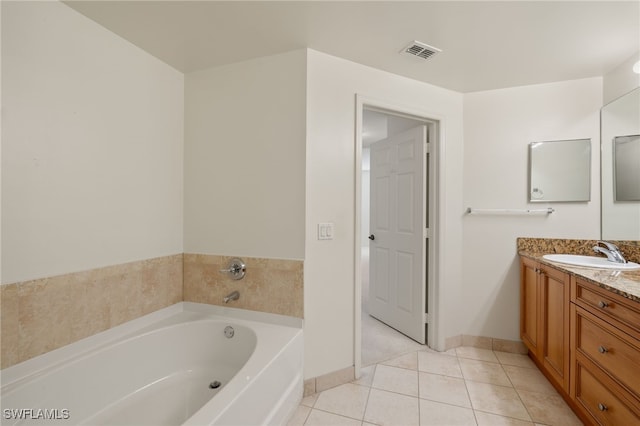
[64,1,640,93]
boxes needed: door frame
[354,95,441,377]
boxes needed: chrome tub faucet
[223,291,240,304]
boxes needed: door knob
[368,234,375,241]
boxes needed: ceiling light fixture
[634,60,640,74]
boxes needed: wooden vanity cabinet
[520,257,570,392]
[521,256,640,424]
[570,277,640,425]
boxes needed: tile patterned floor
[288,347,583,426]
[361,312,424,366]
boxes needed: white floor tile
[503,365,557,395]
[364,388,420,426]
[459,358,511,386]
[362,312,424,366]
[418,371,471,408]
[381,351,418,370]
[474,411,535,426]
[494,351,536,369]
[455,347,499,363]
[372,364,419,397]
[287,405,311,426]
[465,381,532,421]
[304,409,363,426]
[293,347,580,426]
[419,399,477,426]
[417,350,463,378]
[313,383,370,420]
[517,389,582,426]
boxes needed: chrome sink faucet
[593,241,627,264]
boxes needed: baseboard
[303,366,355,397]
[446,334,527,354]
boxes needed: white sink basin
[543,254,640,270]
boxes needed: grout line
[301,392,319,409]
[361,373,374,424]
[370,348,423,369]
[369,378,420,399]
[301,405,312,425]
[306,407,364,423]
[303,348,570,426]
[473,408,538,424]
[493,349,536,424]
[461,353,478,417]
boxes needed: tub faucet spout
[223,291,240,304]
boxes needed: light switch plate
[317,223,334,240]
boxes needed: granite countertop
[519,251,640,303]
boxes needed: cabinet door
[520,257,542,357]
[541,265,570,391]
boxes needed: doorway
[355,98,439,373]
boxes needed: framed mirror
[528,138,591,202]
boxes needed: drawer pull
[598,346,609,354]
[598,300,609,309]
[598,403,608,412]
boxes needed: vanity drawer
[574,305,640,399]
[573,278,640,336]
[574,358,640,426]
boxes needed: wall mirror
[602,87,640,241]
[614,135,640,201]
[528,139,591,202]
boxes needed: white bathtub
[1,302,303,426]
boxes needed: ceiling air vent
[401,41,441,60]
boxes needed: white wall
[305,49,464,378]
[462,77,603,340]
[603,51,640,104]
[183,50,306,259]
[1,1,184,284]
[1,1,3,284]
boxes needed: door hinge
[424,228,431,238]
[424,141,430,154]
[423,313,431,324]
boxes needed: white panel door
[369,125,427,343]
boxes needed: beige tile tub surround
[0,254,183,369]
[183,254,303,319]
[2,253,302,370]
